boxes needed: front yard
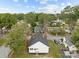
[48,40,63,58]
[10,40,63,58]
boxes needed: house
[50,19,65,27]
[61,47,71,58]
[63,37,77,52]
[63,51,71,58]
[65,29,71,34]
[28,32,49,53]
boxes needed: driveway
[0,45,11,58]
[47,34,63,40]
[47,34,64,44]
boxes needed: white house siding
[63,41,68,47]
[69,45,77,52]
[63,37,68,47]
[63,37,77,52]
[29,41,49,53]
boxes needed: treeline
[0,13,56,31]
[1,5,79,30]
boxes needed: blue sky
[0,0,79,14]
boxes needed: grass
[48,40,63,58]
[11,42,35,58]
[11,40,63,58]
[11,43,48,58]
[0,39,7,46]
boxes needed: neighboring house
[50,19,65,27]
[65,29,71,34]
[63,51,71,58]
[34,25,44,33]
[63,37,77,52]
[61,47,71,58]
[28,33,49,53]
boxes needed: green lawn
[11,42,35,58]
[0,39,7,46]
[11,45,46,58]
[11,40,63,58]
[48,40,63,58]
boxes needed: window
[30,48,33,50]
[34,48,38,50]
[30,48,38,50]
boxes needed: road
[0,45,11,58]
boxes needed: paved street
[0,46,11,58]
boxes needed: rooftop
[28,32,48,47]
[65,37,73,47]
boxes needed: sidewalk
[0,45,11,58]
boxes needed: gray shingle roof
[65,37,73,47]
[28,32,48,47]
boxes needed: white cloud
[13,0,19,2]
[61,2,72,10]
[24,5,35,9]
[0,8,9,11]
[36,4,61,14]
[0,8,10,13]
[0,8,19,13]
[36,0,48,4]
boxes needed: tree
[0,13,17,34]
[71,20,79,48]
[13,13,24,21]
[59,6,79,31]
[24,12,37,27]
[7,20,30,52]
[0,13,17,29]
